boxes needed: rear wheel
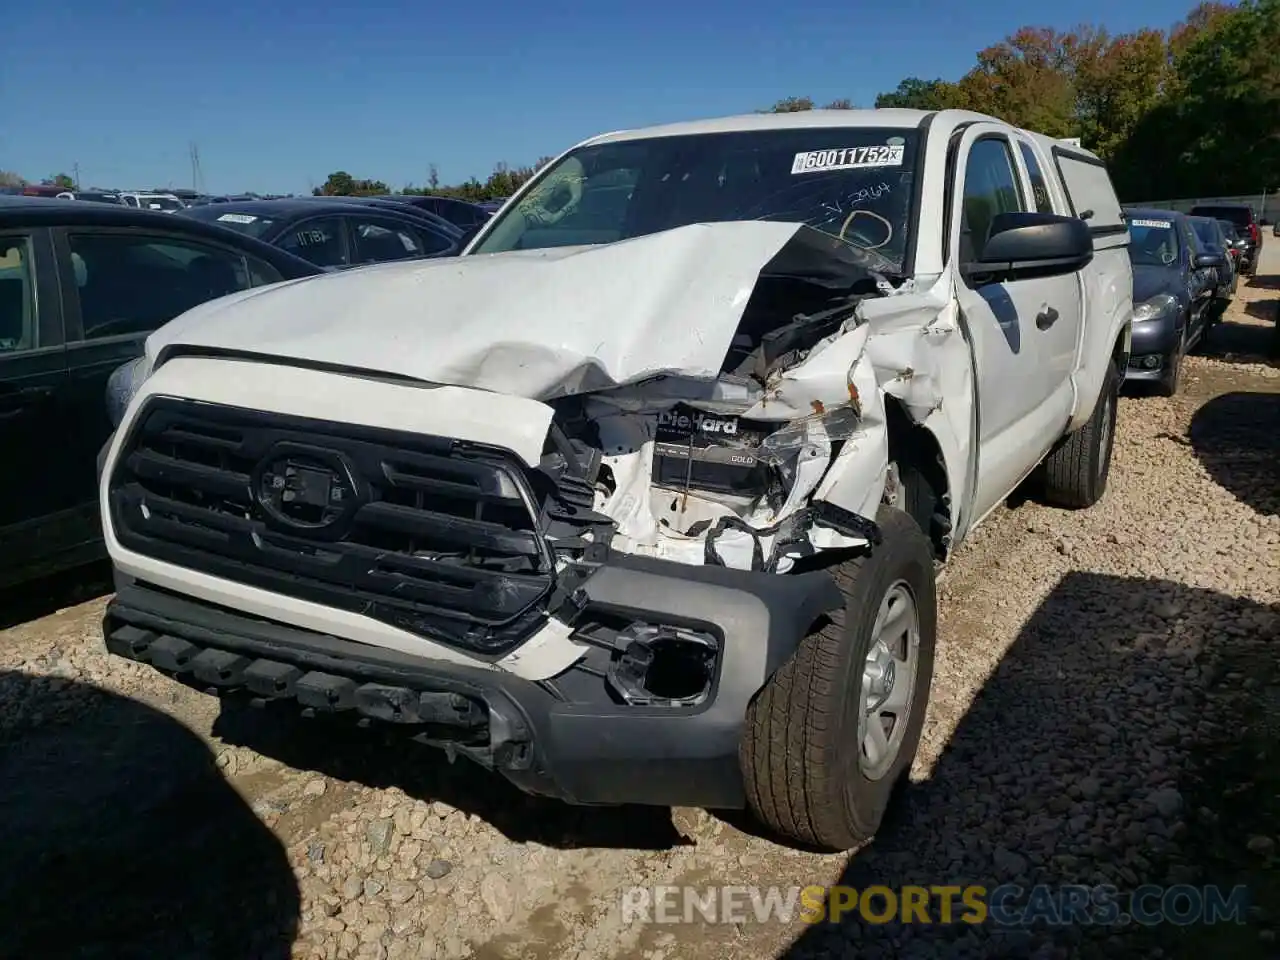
[1041,357,1120,509]
[740,509,936,851]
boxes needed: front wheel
[740,508,936,851]
[1158,335,1184,397]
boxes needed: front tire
[740,509,936,851]
[1158,334,1184,397]
[1041,357,1120,509]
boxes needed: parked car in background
[177,198,461,269]
[476,198,507,214]
[380,195,492,230]
[54,191,123,204]
[1273,219,1280,238]
[1189,202,1262,277]
[0,196,322,588]
[119,192,185,213]
[1216,219,1248,268]
[295,195,464,240]
[1188,214,1237,321]
[100,109,1133,852]
[1123,207,1222,395]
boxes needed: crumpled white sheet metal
[144,220,975,572]
[145,220,812,400]
[585,271,974,571]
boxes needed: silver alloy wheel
[858,580,921,781]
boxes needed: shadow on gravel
[0,671,299,959]
[781,573,1278,960]
[1200,315,1279,363]
[1188,392,1280,517]
[213,702,692,852]
[0,560,113,631]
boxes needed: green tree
[874,77,964,110]
[760,96,859,113]
[316,171,356,196]
[766,96,816,113]
[1112,0,1279,198]
[0,171,25,189]
[1070,27,1170,161]
[956,26,1078,136]
[314,171,388,196]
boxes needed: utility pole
[73,162,80,190]
[190,142,203,194]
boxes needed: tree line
[314,159,554,202]
[778,0,1278,200]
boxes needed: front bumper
[1125,318,1180,380]
[104,555,843,809]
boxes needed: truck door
[948,123,1083,523]
[1010,136,1084,395]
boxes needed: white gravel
[0,254,1276,960]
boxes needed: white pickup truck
[99,109,1132,850]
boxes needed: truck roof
[585,108,939,146]
[580,109,1107,164]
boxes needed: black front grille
[108,397,556,654]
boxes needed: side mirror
[1193,252,1224,269]
[962,211,1093,284]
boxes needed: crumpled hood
[148,221,851,400]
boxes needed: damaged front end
[532,226,933,576]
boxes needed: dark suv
[1189,203,1263,277]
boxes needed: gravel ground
[0,253,1276,960]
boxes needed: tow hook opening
[606,624,718,706]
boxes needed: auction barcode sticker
[791,145,905,175]
[1129,218,1172,229]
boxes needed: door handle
[1036,306,1059,330]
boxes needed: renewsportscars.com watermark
[620,884,1250,927]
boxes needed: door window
[350,218,427,263]
[0,237,38,353]
[959,138,1025,264]
[277,217,347,268]
[69,233,258,340]
[1056,154,1124,230]
[1017,141,1054,214]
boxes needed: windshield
[1127,216,1181,267]
[1217,220,1239,241]
[181,205,278,239]
[472,127,920,272]
[1190,218,1221,247]
[139,196,183,211]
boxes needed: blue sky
[3,0,1194,195]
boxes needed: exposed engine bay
[538,226,932,574]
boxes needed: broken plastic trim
[688,501,883,572]
[757,406,863,461]
[605,624,719,707]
